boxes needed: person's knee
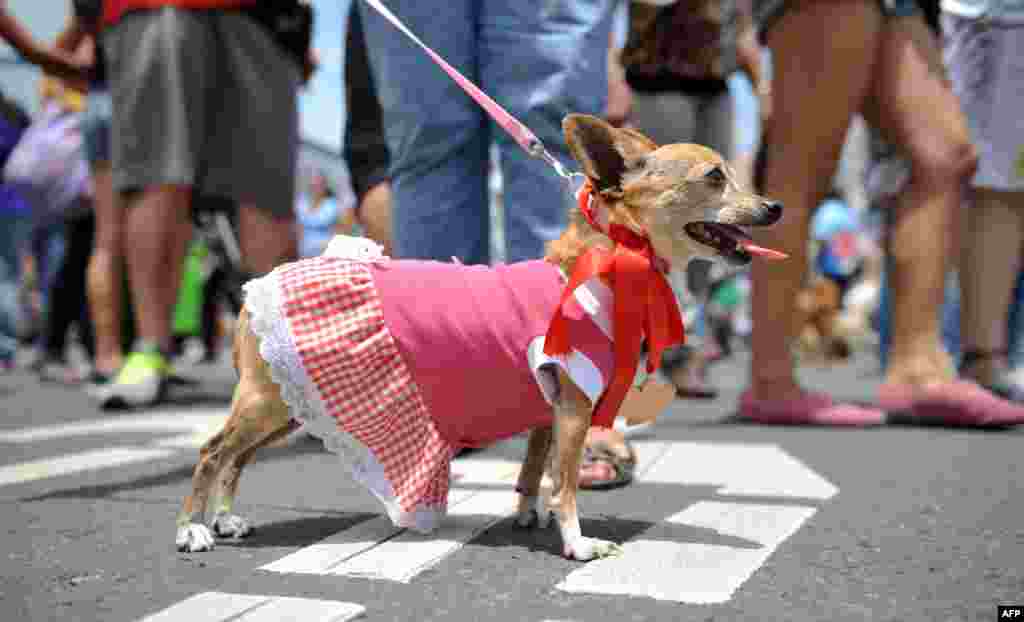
[915,131,978,188]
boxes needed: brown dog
[174,114,784,560]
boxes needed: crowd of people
[1,0,1023,490]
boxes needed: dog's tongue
[738,240,788,260]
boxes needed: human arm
[0,8,92,83]
[734,0,770,124]
[605,2,632,127]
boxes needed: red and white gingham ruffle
[243,256,456,532]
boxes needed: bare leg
[745,0,886,423]
[122,185,192,352]
[959,189,1024,385]
[85,162,124,375]
[238,203,297,277]
[863,15,975,388]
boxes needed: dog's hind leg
[515,426,553,528]
[209,421,297,539]
[176,309,293,552]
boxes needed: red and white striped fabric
[276,257,455,524]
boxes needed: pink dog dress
[243,236,621,532]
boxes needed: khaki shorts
[103,7,300,217]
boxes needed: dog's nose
[762,200,783,224]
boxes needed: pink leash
[359,0,579,182]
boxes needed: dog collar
[544,181,685,428]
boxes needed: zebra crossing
[0,411,838,620]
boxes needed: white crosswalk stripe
[556,501,818,603]
[0,410,228,488]
[138,592,365,622]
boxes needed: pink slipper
[737,391,886,426]
[879,380,1024,428]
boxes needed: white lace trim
[242,263,445,533]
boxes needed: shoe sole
[98,377,167,409]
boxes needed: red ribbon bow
[543,181,685,428]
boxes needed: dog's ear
[563,114,658,194]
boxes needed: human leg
[946,16,1024,399]
[360,0,490,264]
[958,189,1024,389]
[742,0,886,424]
[862,14,971,387]
[210,12,300,274]
[36,208,94,380]
[85,161,125,376]
[0,208,31,367]
[481,0,615,263]
[865,16,1024,424]
[101,8,216,406]
[82,88,125,378]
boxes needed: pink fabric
[370,259,614,447]
[274,255,625,523]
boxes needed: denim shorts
[80,89,112,165]
[754,0,920,43]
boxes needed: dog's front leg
[550,369,622,561]
[516,426,553,528]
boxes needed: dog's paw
[211,513,253,539]
[176,523,216,552]
[563,536,623,561]
[515,496,552,529]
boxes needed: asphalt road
[1,348,1021,622]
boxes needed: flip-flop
[579,442,636,490]
[737,391,886,426]
[879,380,1024,428]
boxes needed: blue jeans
[0,209,33,363]
[360,0,615,264]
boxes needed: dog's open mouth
[684,222,788,265]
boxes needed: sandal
[579,431,637,490]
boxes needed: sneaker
[99,348,170,409]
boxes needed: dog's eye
[704,167,726,186]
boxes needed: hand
[606,70,633,128]
[34,48,94,87]
[756,82,772,133]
